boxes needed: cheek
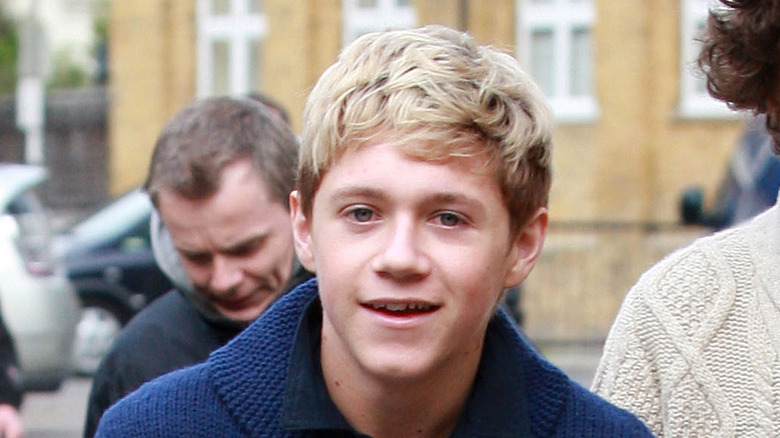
[248,239,295,277]
[440,242,501,276]
[445,246,510,301]
[180,262,210,286]
[312,235,367,282]
[317,275,353,330]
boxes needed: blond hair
[299,25,554,232]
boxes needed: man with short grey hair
[83,96,311,437]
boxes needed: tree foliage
[0,10,19,95]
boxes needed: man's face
[158,159,295,322]
[291,140,546,381]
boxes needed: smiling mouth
[364,302,439,316]
[217,295,257,311]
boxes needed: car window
[68,190,153,252]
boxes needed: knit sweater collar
[208,278,571,436]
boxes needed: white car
[0,164,80,391]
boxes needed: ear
[289,190,317,273]
[503,207,548,289]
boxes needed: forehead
[317,140,503,205]
[157,162,287,238]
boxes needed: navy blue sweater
[96,279,653,437]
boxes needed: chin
[218,305,266,323]
[361,352,436,382]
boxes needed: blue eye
[350,208,374,222]
[437,212,464,227]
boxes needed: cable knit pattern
[96,278,653,437]
[593,197,780,438]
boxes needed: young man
[592,1,780,436]
[84,96,312,437]
[95,25,652,437]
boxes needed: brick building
[107,0,748,343]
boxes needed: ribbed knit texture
[96,278,653,437]
[592,199,780,437]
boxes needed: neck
[320,337,483,438]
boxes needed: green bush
[0,13,18,95]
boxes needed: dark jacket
[83,290,243,437]
[83,210,312,437]
[95,279,654,437]
[0,309,21,409]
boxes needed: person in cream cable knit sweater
[592,195,780,436]
[593,0,780,436]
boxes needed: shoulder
[611,214,770,323]
[513,333,652,437]
[612,208,777,326]
[109,290,204,350]
[95,363,240,437]
[637,208,774,291]
[596,216,764,346]
[95,281,321,437]
[93,290,217,394]
[125,290,196,325]
[590,207,778,432]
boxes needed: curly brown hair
[698,0,780,147]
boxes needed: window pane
[249,0,263,13]
[570,28,592,97]
[531,30,555,97]
[212,0,230,15]
[396,0,411,6]
[211,40,230,95]
[249,39,262,92]
[358,0,378,8]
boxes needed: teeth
[370,303,433,312]
[385,303,407,311]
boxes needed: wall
[518,0,744,342]
[108,0,750,341]
[108,0,196,195]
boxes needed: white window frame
[678,0,737,119]
[342,0,416,47]
[196,0,268,97]
[517,0,599,123]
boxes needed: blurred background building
[0,0,757,347]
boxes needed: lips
[217,294,258,311]
[209,284,277,311]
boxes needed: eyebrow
[221,233,268,253]
[328,186,488,212]
[328,186,385,203]
[177,232,269,257]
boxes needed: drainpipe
[458,0,468,31]
[16,0,46,165]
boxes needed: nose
[371,217,430,279]
[209,255,243,292]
